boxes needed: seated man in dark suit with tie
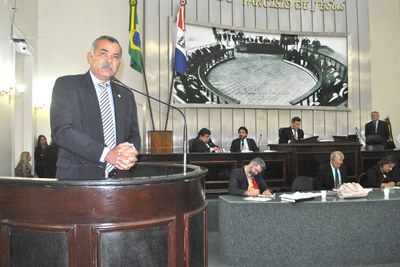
[230,126,259,152]
[189,128,221,153]
[228,157,272,196]
[364,111,390,149]
[279,116,304,143]
[314,151,348,190]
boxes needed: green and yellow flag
[129,0,142,73]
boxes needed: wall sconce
[0,84,25,104]
[34,104,45,114]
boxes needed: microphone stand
[111,78,188,175]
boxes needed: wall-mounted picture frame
[170,20,349,108]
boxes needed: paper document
[244,196,273,202]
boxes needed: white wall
[369,0,400,143]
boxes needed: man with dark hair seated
[189,128,221,153]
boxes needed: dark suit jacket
[50,71,141,180]
[189,138,218,153]
[314,162,348,190]
[365,120,389,146]
[228,167,270,196]
[230,138,259,152]
[279,127,304,143]
[365,164,398,188]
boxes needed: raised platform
[219,190,400,266]
[0,163,208,267]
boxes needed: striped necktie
[99,83,116,175]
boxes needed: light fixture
[33,104,45,114]
[0,84,25,104]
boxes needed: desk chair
[358,172,367,187]
[291,176,314,192]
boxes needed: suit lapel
[111,84,125,144]
[82,72,104,142]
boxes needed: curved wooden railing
[290,49,348,106]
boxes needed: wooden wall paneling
[256,109,268,150]
[355,1,372,132]
[301,109,314,137]
[323,7,336,33]
[300,2,313,31]
[221,108,234,150]
[196,0,210,22]
[311,4,324,32]
[337,110,351,136]
[313,110,326,138]
[243,4,256,29]
[324,110,337,139]
[255,4,267,29]
[196,108,211,135]
[267,8,279,30]
[220,0,233,26]
[232,0,244,27]
[244,109,257,141]
[186,108,199,140]
[267,110,279,144]
[209,0,221,24]
[209,108,222,145]
[159,0,174,130]
[144,0,161,129]
[335,0,348,33]
[186,0,197,21]
[289,6,302,32]
[278,8,290,31]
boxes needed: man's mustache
[101,62,114,71]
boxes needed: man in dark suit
[314,151,348,190]
[230,126,259,152]
[279,116,304,143]
[189,128,221,153]
[228,157,272,196]
[50,35,141,180]
[364,111,390,148]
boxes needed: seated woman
[15,151,34,177]
[365,155,398,188]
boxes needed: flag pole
[140,54,156,131]
[165,0,188,131]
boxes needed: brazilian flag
[129,0,142,73]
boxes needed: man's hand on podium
[105,142,138,170]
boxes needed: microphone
[111,77,188,175]
[257,134,262,149]
[355,127,366,144]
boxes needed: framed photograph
[171,20,349,108]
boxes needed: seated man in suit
[230,126,259,152]
[189,128,221,153]
[365,155,398,188]
[364,111,390,149]
[314,151,348,190]
[279,116,304,143]
[228,157,272,197]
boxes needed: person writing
[189,128,221,153]
[50,35,141,180]
[34,135,48,178]
[314,151,348,190]
[230,126,259,152]
[365,155,398,188]
[228,157,272,196]
[279,116,304,143]
[15,151,34,178]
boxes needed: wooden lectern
[148,130,173,153]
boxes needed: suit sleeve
[228,169,246,196]
[50,76,105,164]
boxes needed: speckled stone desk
[219,189,400,267]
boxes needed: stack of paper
[280,192,319,202]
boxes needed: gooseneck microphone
[257,133,262,149]
[111,77,188,175]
